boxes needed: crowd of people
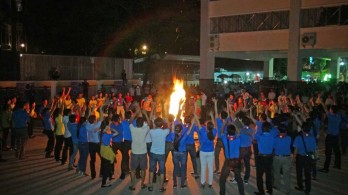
[0,81,347,195]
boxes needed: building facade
[200,0,348,86]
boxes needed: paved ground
[0,130,347,195]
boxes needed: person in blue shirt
[236,116,254,184]
[164,114,176,183]
[219,124,245,195]
[11,102,30,160]
[195,112,216,188]
[212,98,229,174]
[42,99,56,158]
[293,122,316,195]
[86,104,104,179]
[254,121,275,195]
[273,124,292,194]
[77,116,89,176]
[172,119,194,189]
[67,114,78,170]
[121,111,132,177]
[180,115,199,178]
[250,109,268,168]
[110,114,127,179]
[319,101,341,172]
[100,120,119,188]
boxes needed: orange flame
[169,79,186,118]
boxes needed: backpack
[173,134,182,152]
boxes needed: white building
[200,0,348,87]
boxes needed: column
[263,58,274,80]
[200,0,215,89]
[330,58,340,83]
[50,81,57,99]
[287,0,302,83]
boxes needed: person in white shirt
[128,109,150,191]
[62,109,73,167]
[148,117,169,192]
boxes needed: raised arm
[130,102,141,124]
[65,87,72,99]
[186,117,196,135]
[320,99,329,115]
[249,106,257,124]
[142,109,152,128]
[212,98,218,119]
[193,113,201,130]
[209,111,217,130]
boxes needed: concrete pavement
[0,130,347,195]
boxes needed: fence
[19,54,133,81]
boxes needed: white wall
[210,0,348,17]
[218,26,348,52]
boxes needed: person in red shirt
[124,92,133,111]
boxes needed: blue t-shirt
[43,112,53,130]
[270,127,279,137]
[102,133,113,146]
[273,135,292,155]
[255,120,263,135]
[78,124,88,143]
[149,128,169,154]
[12,109,30,129]
[166,120,180,142]
[67,122,78,144]
[240,126,253,147]
[111,123,124,143]
[312,118,321,138]
[166,132,175,142]
[175,133,189,152]
[182,124,197,144]
[293,134,316,155]
[198,127,216,152]
[216,117,232,138]
[86,121,101,143]
[255,132,275,155]
[122,120,132,141]
[327,113,341,136]
[222,134,241,159]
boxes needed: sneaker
[181,184,187,188]
[214,170,221,175]
[230,179,237,184]
[173,184,177,189]
[244,180,248,184]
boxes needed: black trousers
[14,129,29,159]
[112,141,128,174]
[296,155,313,193]
[101,157,113,186]
[89,142,101,178]
[2,128,10,148]
[123,140,131,173]
[219,158,244,195]
[43,130,55,156]
[54,135,64,161]
[62,137,73,164]
[324,135,341,169]
[256,155,273,194]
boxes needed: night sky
[21,0,200,57]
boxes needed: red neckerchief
[227,135,236,141]
[279,133,287,138]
